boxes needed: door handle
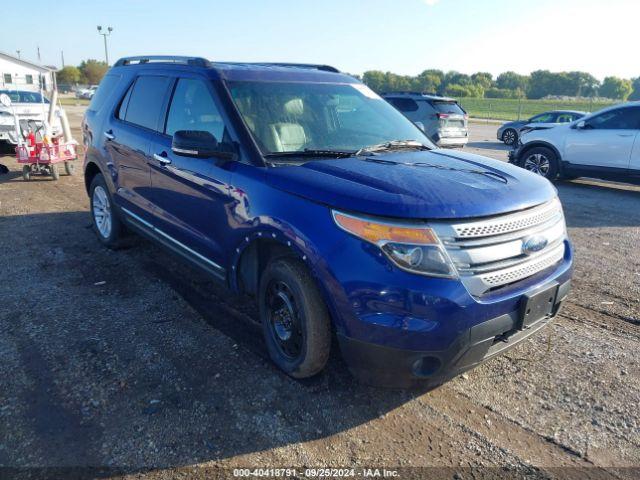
[104,130,115,140]
[153,153,171,165]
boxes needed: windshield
[0,90,49,104]
[228,81,434,154]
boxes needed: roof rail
[381,91,440,96]
[113,56,211,68]
[249,62,340,73]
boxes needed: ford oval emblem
[522,235,548,255]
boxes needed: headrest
[283,98,304,116]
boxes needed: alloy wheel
[503,129,516,145]
[524,153,550,177]
[92,185,112,239]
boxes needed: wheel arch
[84,160,102,195]
[231,231,343,334]
[518,141,563,164]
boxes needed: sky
[1,0,638,80]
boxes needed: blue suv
[82,56,573,388]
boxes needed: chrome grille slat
[450,198,561,239]
[432,198,567,296]
[457,237,565,274]
[443,213,564,248]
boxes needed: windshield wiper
[264,148,357,159]
[356,140,432,156]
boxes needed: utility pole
[15,50,21,59]
[97,25,113,65]
[61,50,65,68]
[37,46,41,62]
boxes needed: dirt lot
[0,111,639,479]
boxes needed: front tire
[502,128,518,146]
[90,174,125,248]
[259,257,331,379]
[520,146,559,180]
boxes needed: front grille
[432,198,567,296]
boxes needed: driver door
[147,76,235,277]
[563,107,640,169]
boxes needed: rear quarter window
[88,74,122,112]
[388,98,419,112]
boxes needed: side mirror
[414,121,425,132]
[573,120,586,130]
[171,130,235,159]
[0,93,12,108]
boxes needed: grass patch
[59,98,90,106]
[456,97,617,121]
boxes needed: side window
[556,114,573,123]
[88,74,122,112]
[530,113,555,123]
[165,78,226,140]
[388,98,419,113]
[124,75,172,131]
[587,108,640,130]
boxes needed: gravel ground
[0,111,638,479]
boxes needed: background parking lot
[0,109,639,477]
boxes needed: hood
[502,120,526,129]
[266,149,557,219]
[3,103,53,118]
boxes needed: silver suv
[383,92,469,147]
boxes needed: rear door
[106,74,172,220]
[146,75,234,278]
[563,107,640,169]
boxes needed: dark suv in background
[82,56,572,388]
[383,92,469,148]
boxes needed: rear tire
[22,165,31,181]
[502,128,518,146]
[64,161,76,176]
[89,174,125,248]
[259,257,331,379]
[520,146,559,180]
[50,164,60,181]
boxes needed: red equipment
[16,137,80,181]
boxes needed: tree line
[56,60,109,86]
[56,60,640,101]
[359,69,640,101]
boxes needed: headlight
[332,211,457,278]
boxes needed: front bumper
[339,279,571,388]
[508,142,523,163]
[0,130,18,144]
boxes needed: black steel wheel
[259,257,331,378]
[266,280,304,359]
